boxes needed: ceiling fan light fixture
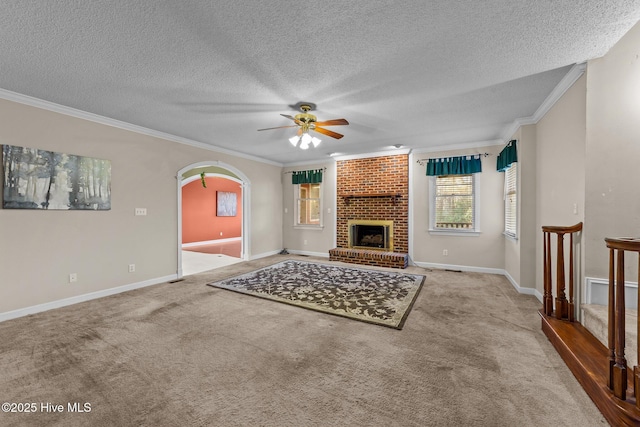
[258,103,348,150]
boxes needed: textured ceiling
[1,1,640,165]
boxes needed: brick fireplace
[329,154,409,268]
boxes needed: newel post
[541,223,583,322]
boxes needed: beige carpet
[0,255,606,426]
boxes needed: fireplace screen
[348,220,394,251]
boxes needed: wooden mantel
[339,192,402,205]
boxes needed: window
[504,163,517,238]
[295,182,322,227]
[429,174,478,233]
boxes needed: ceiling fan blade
[280,114,304,125]
[314,118,349,127]
[257,125,298,131]
[313,126,344,139]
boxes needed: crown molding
[0,87,283,167]
[1,63,587,168]
[332,148,412,162]
[282,158,335,168]
[502,62,587,140]
[412,139,504,155]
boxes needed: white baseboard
[534,289,543,302]
[287,249,330,258]
[413,261,504,275]
[250,249,330,260]
[249,249,282,260]
[413,261,539,298]
[501,269,539,299]
[586,276,637,309]
[182,237,241,248]
[0,258,544,323]
[0,274,177,323]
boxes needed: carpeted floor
[0,255,606,426]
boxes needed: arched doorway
[177,161,251,277]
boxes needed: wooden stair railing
[605,237,640,407]
[540,226,640,425]
[542,222,583,321]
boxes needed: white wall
[0,98,283,314]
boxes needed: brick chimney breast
[336,154,409,253]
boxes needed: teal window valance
[292,169,323,184]
[426,155,482,176]
[496,140,518,172]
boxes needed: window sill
[428,229,481,237]
[294,225,324,230]
[503,232,518,242]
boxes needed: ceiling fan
[257,103,349,149]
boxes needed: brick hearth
[330,154,409,268]
[329,248,409,268]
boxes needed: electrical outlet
[220,232,223,236]
[135,208,147,216]
[128,264,135,273]
[443,249,448,256]
[69,273,78,283]
[304,240,308,245]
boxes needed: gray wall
[585,21,640,281]
[282,161,336,255]
[0,98,283,314]
[410,146,505,271]
[4,20,640,317]
[534,75,586,296]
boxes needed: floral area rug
[207,260,425,329]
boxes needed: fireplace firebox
[348,220,394,251]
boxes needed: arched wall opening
[177,161,251,277]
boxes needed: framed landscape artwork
[2,144,111,210]
[216,191,237,217]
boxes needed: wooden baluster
[608,247,616,390]
[636,253,640,408]
[548,232,554,315]
[568,232,575,322]
[543,232,551,315]
[555,232,568,320]
[613,249,627,400]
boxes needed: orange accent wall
[182,177,242,244]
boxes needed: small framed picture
[216,191,237,216]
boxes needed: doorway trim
[177,161,251,278]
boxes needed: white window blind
[434,175,475,230]
[504,164,517,237]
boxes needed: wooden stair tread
[540,310,640,426]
